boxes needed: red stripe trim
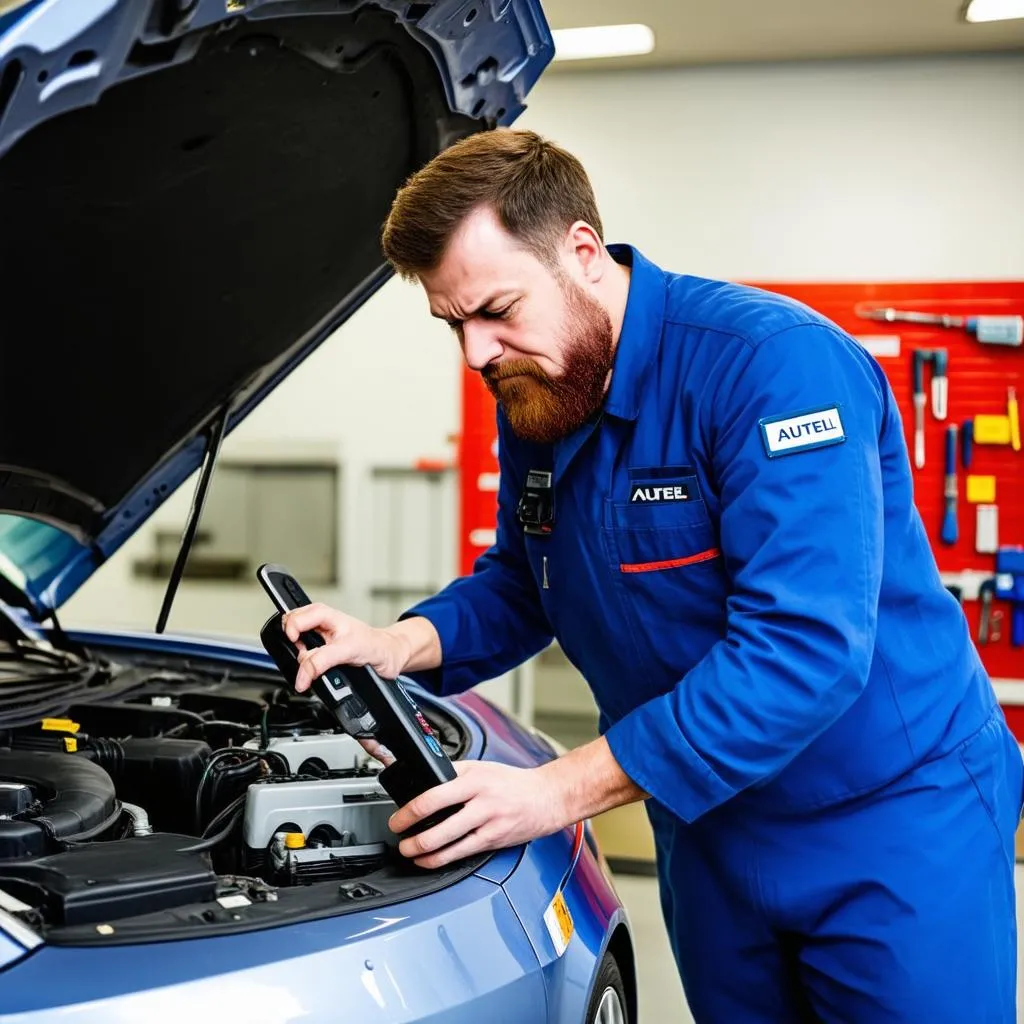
[619,547,721,574]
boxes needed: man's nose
[462,321,504,372]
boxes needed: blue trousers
[648,710,1023,1022]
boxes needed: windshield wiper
[155,403,231,634]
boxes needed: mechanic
[283,128,1022,1022]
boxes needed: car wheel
[585,952,629,1024]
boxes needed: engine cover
[241,733,369,775]
[243,774,395,851]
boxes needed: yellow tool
[966,475,996,504]
[973,414,1012,445]
[1009,386,1021,452]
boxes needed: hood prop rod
[155,403,231,634]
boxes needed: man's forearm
[383,615,442,674]
[540,735,649,826]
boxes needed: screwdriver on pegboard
[912,351,927,469]
[941,424,958,545]
[859,308,1023,347]
[930,349,948,420]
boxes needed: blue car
[0,1,637,1021]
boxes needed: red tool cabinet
[455,281,1024,730]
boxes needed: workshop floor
[613,866,1024,1022]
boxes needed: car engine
[0,658,469,935]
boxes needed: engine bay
[0,643,478,945]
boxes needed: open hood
[0,0,551,617]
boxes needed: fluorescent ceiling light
[551,24,655,62]
[963,0,1024,22]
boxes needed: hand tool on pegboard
[978,578,1002,646]
[930,348,948,420]
[857,307,1023,347]
[961,420,974,468]
[910,349,949,469]
[941,424,959,545]
[912,350,928,469]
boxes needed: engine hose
[200,792,248,839]
[86,737,125,776]
[57,802,129,848]
[121,801,153,836]
[207,758,260,818]
[178,807,243,854]
[194,749,254,830]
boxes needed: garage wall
[60,54,1024,684]
[516,53,1024,282]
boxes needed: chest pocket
[602,485,728,682]
[605,495,721,574]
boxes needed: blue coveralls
[405,245,1023,1021]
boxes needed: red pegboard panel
[458,369,501,577]
[457,281,1024,688]
[749,282,1024,684]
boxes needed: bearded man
[283,128,1021,1023]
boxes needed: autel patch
[628,466,699,504]
[759,405,846,458]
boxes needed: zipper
[542,556,549,589]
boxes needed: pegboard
[748,281,1024,685]
[457,281,1024,692]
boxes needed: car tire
[585,951,629,1024]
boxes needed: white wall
[516,54,1024,281]
[59,53,1024,708]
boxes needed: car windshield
[0,514,85,598]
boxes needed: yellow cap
[966,475,997,504]
[42,717,80,733]
[63,737,78,753]
[283,832,305,849]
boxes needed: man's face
[420,206,614,445]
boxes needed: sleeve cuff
[397,599,476,698]
[605,695,737,824]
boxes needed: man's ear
[562,220,606,284]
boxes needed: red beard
[482,277,614,445]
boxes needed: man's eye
[482,305,514,321]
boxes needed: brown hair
[381,128,603,280]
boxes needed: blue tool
[961,419,974,469]
[995,548,1024,648]
[940,424,958,545]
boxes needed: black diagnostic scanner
[256,563,460,836]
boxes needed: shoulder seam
[662,315,828,352]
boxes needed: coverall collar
[603,244,668,422]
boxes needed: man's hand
[390,736,649,869]
[281,605,441,693]
[389,760,568,869]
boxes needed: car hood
[0,0,551,617]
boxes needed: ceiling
[540,0,1024,72]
